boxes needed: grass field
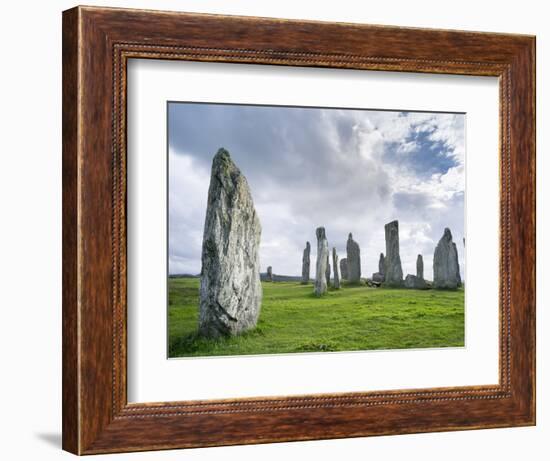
[168,278,464,358]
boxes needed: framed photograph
[62,6,535,455]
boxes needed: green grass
[168,278,464,358]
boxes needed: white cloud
[168,152,210,275]
[168,104,465,280]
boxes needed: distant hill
[260,273,302,282]
[170,273,303,282]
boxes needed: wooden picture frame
[62,5,535,455]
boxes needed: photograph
[167,102,466,358]
[51,4,536,456]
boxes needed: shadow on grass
[169,325,268,357]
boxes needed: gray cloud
[168,103,465,280]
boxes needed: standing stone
[404,273,427,289]
[325,255,331,287]
[433,228,460,289]
[340,258,349,280]
[404,254,427,289]
[372,253,386,283]
[384,220,403,287]
[314,227,329,296]
[199,148,262,338]
[332,247,341,289]
[346,233,361,283]
[379,253,385,276]
[266,266,273,282]
[301,241,311,284]
[453,242,462,287]
[416,255,424,279]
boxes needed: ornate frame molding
[63,6,535,454]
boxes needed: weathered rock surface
[301,241,311,284]
[379,253,386,276]
[346,233,361,283]
[453,242,462,287]
[340,258,349,280]
[404,274,428,289]
[266,266,273,282]
[384,220,403,287]
[416,254,424,279]
[372,253,386,283]
[433,228,460,289]
[332,248,341,289]
[404,254,428,289]
[199,148,262,338]
[314,227,329,296]
[325,255,331,287]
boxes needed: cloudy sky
[168,102,465,280]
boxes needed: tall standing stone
[371,252,386,284]
[332,248,341,289]
[404,254,427,289]
[453,242,462,287]
[266,266,273,282]
[325,254,331,287]
[199,148,262,338]
[346,233,361,283]
[314,227,329,296]
[416,255,424,279]
[301,241,311,284]
[379,253,385,276]
[371,253,386,283]
[384,220,403,287]
[340,258,348,280]
[433,228,460,289]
